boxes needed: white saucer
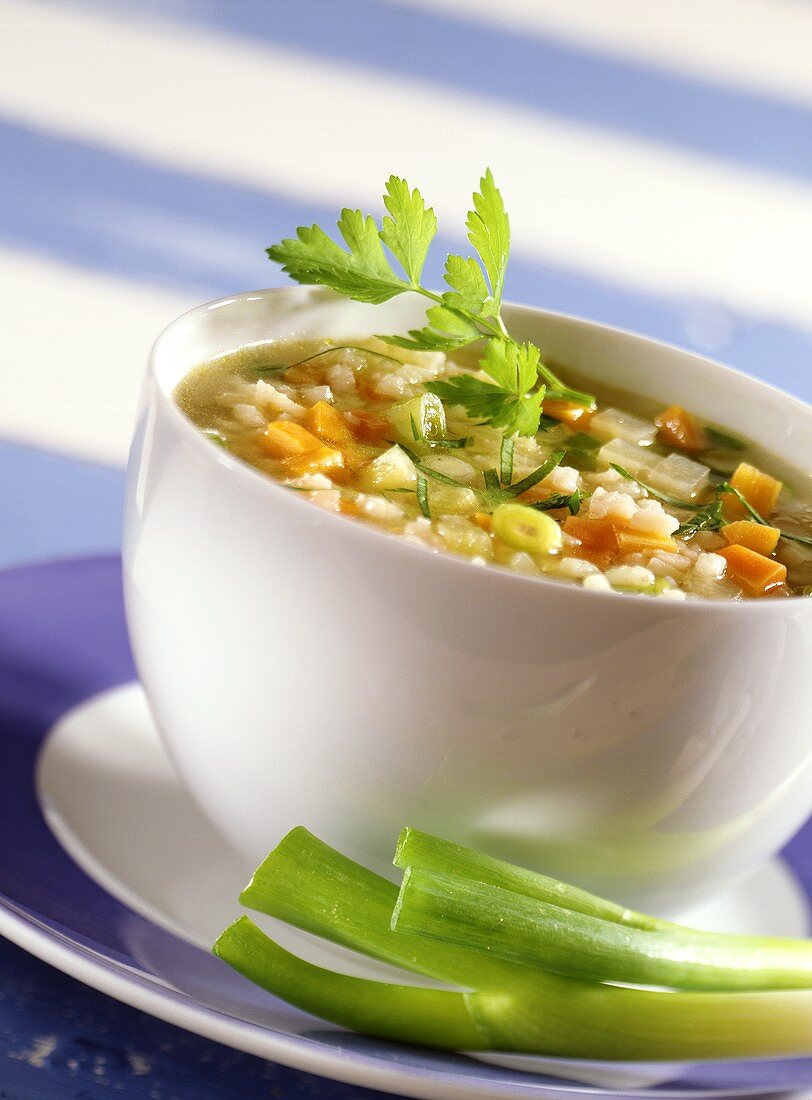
[29,682,811,1098]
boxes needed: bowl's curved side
[124,287,812,914]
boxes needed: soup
[175,339,812,600]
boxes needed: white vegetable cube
[693,551,727,581]
[648,453,711,499]
[590,407,658,446]
[359,445,416,491]
[588,487,637,523]
[597,438,661,480]
[422,454,475,482]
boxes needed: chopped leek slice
[493,503,563,555]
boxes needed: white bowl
[123,287,812,915]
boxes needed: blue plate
[1,555,811,1099]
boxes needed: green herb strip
[416,471,431,519]
[505,450,566,498]
[254,345,404,376]
[530,491,583,516]
[705,426,746,452]
[483,468,501,497]
[500,436,515,485]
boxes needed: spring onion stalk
[214,917,486,1050]
[392,868,812,992]
[215,831,812,1060]
[237,826,526,989]
[214,917,812,1060]
[393,827,663,930]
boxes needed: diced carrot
[262,420,322,458]
[722,520,780,556]
[281,444,345,479]
[338,496,362,517]
[716,544,787,597]
[563,516,620,554]
[616,530,677,555]
[543,399,596,428]
[655,405,708,452]
[305,401,354,447]
[724,462,782,519]
[347,410,391,443]
[471,512,493,532]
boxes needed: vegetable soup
[175,338,812,600]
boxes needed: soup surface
[175,339,812,600]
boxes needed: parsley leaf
[267,216,408,304]
[380,176,437,286]
[384,305,480,352]
[466,168,510,309]
[426,339,545,436]
[442,254,490,316]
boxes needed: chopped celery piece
[392,869,812,992]
[359,444,417,491]
[393,827,662,929]
[492,503,563,555]
[590,408,657,446]
[387,393,446,445]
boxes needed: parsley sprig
[267,171,593,437]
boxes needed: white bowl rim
[144,286,812,618]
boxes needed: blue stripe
[61,0,812,182]
[2,117,811,402]
[0,441,124,568]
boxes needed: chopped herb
[504,450,566,499]
[395,443,465,487]
[499,436,515,485]
[609,464,697,510]
[203,428,229,448]
[483,468,501,495]
[530,490,584,516]
[253,344,404,376]
[415,471,431,518]
[409,413,420,441]
[676,500,727,537]
[705,426,746,452]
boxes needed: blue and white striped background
[3,0,812,570]
[1,2,811,1094]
